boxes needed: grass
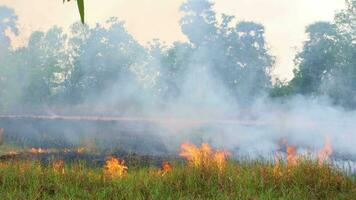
[0,159,355,200]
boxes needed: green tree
[178,0,274,105]
[11,27,68,106]
[286,0,356,107]
[64,18,146,103]
[0,6,19,110]
[290,22,339,95]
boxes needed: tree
[64,18,146,104]
[290,22,339,95]
[155,42,193,100]
[0,6,18,109]
[178,0,274,105]
[180,0,217,47]
[8,27,68,106]
[0,6,18,56]
[286,0,356,108]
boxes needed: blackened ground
[0,151,182,168]
[0,118,171,155]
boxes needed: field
[0,144,355,200]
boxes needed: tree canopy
[0,0,355,112]
[283,0,356,108]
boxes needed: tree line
[0,0,355,112]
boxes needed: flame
[30,148,50,154]
[63,148,71,153]
[179,142,229,171]
[286,144,297,165]
[52,160,65,174]
[104,156,128,178]
[317,136,333,165]
[159,161,172,176]
[76,147,85,154]
[6,150,18,156]
[162,161,172,173]
[213,150,230,171]
[180,143,203,167]
[273,153,282,177]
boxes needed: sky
[0,0,346,80]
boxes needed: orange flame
[104,156,128,178]
[76,147,85,154]
[6,150,19,156]
[213,150,230,171]
[180,142,203,167]
[52,160,65,174]
[273,153,282,177]
[159,161,172,176]
[286,144,297,165]
[317,136,333,165]
[179,142,230,171]
[162,161,172,173]
[30,148,50,154]
[63,148,71,153]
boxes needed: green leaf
[76,0,85,24]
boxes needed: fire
[30,148,50,154]
[159,161,172,176]
[63,148,71,153]
[280,140,298,165]
[317,136,333,165]
[286,144,297,165]
[213,150,230,171]
[104,156,128,178]
[273,153,282,177]
[6,150,18,156]
[179,142,230,171]
[52,160,65,174]
[180,143,203,167]
[162,161,172,173]
[76,147,85,154]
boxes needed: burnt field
[0,116,171,155]
[0,116,355,199]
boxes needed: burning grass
[104,156,128,178]
[0,144,354,199]
[179,142,230,172]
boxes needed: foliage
[0,0,355,110]
[179,0,274,104]
[0,0,275,110]
[281,0,356,108]
[0,159,354,199]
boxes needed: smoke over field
[0,0,355,163]
[0,1,355,199]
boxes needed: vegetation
[0,158,354,199]
[0,0,355,111]
[0,142,353,199]
[1,0,274,109]
[275,0,356,107]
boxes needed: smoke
[0,2,355,161]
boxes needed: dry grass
[0,158,354,200]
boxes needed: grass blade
[76,0,85,24]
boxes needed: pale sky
[0,0,346,80]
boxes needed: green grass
[0,159,355,200]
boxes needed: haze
[0,0,345,79]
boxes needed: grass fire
[0,141,355,199]
[1,0,356,199]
